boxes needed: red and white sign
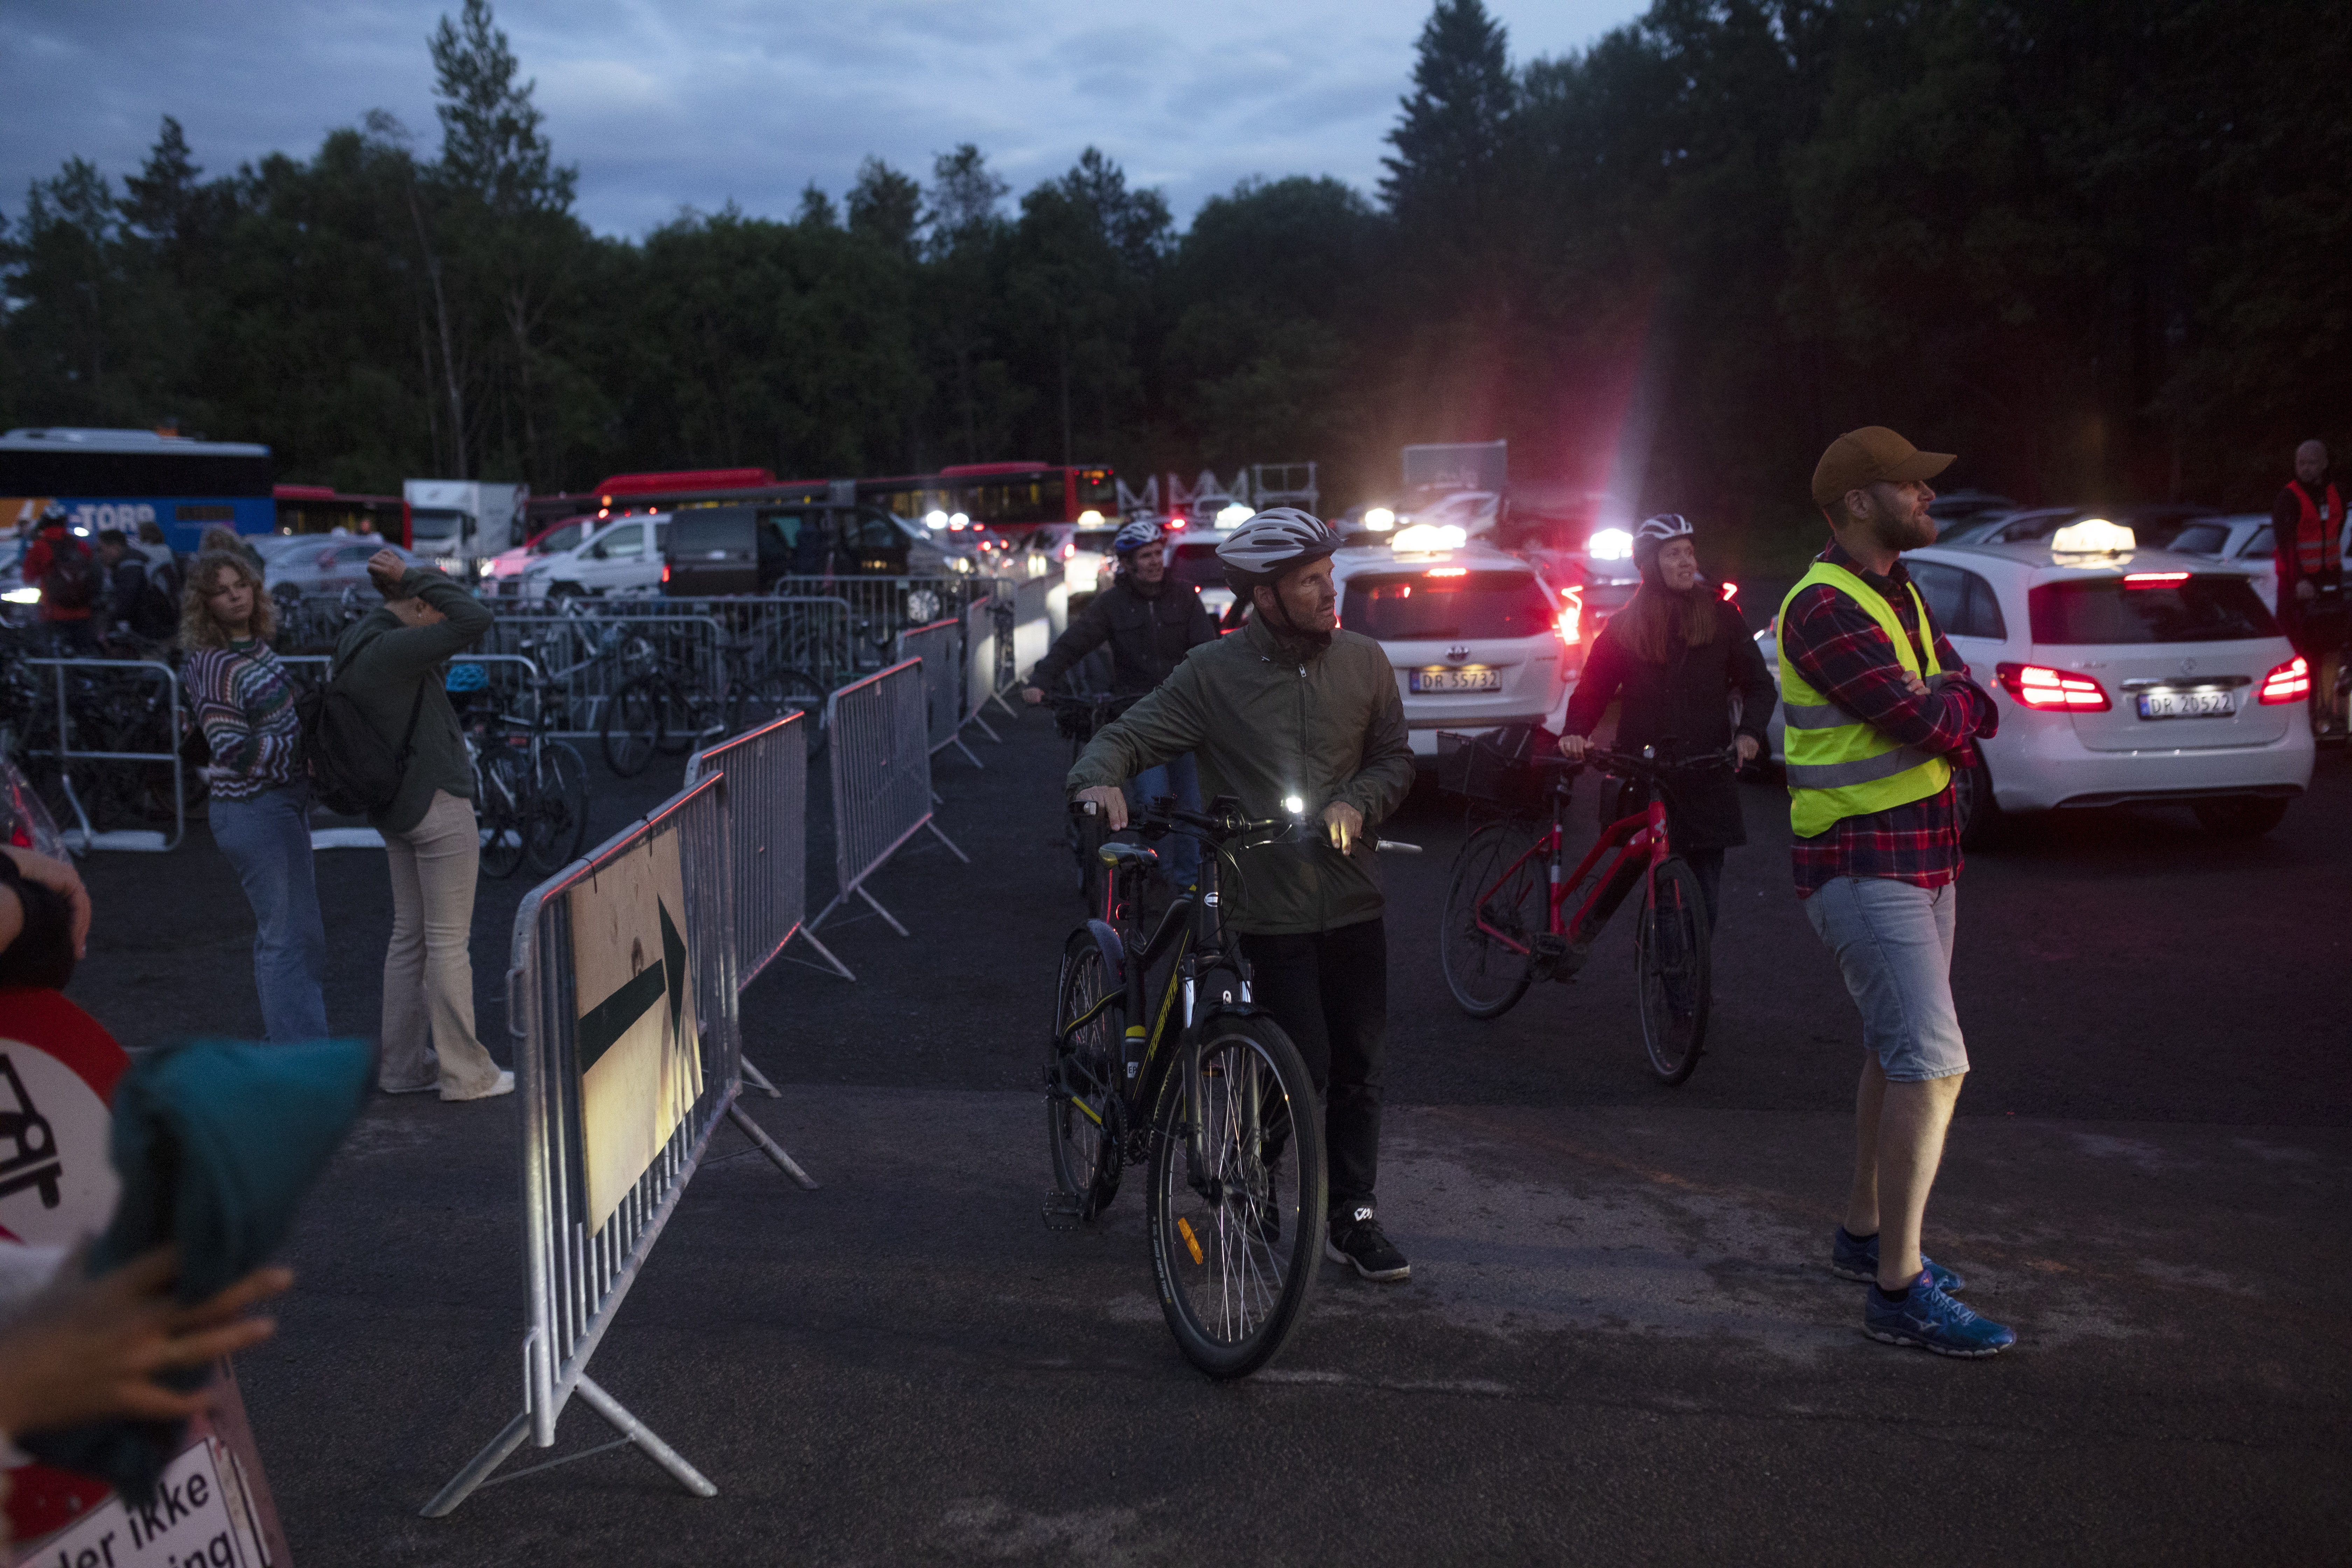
[0,991,125,1246]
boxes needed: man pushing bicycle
[1066,509,1418,1282]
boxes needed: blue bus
[2,427,274,553]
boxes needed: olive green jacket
[330,569,493,835]
[1067,615,1414,934]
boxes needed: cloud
[0,0,1642,238]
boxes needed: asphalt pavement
[59,702,2352,1566]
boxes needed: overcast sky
[4,0,1645,238]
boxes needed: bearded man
[1778,427,2014,1357]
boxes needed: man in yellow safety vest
[1777,426,2014,1357]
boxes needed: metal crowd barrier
[688,711,852,994]
[809,658,967,938]
[25,658,184,853]
[476,613,724,738]
[424,774,804,1516]
[895,617,981,769]
[962,594,1006,741]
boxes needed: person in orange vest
[2273,439,2346,738]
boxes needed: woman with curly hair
[181,548,330,1042]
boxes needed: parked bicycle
[450,660,592,879]
[1438,738,1729,1085]
[1044,793,1419,1379]
[600,623,827,777]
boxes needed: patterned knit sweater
[184,641,303,801]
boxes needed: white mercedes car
[1755,536,2314,840]
[1331,538,1581,760]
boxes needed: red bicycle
[1438,743,1727,1084]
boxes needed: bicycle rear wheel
[477,748,529,879]
[1440,822,1542,1017]
[601,674,667,777]
[1046,928,1124,1218]
[1148,1014,1326,1380]
[1634,856,1712,1085]
[525,742,592,873]
[730,668,830,763]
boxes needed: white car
[1168,529,1240,622]
[484,515,595,598]
[1331,538,1581,760]
[520,514,671,602]
[1754,539,2314,839]
[261,537,425,597]
[2163,514,2279,610]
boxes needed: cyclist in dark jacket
[1026,518,1217,884]
[1559,514,1776,926]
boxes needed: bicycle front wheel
[478,748,529,879]
[1046,928,1124,1218]
[525,741,592,873]
[601,674,667,777]
[1634,856,1712,1085]
[1440,822,1542,1017]
[1148,1014,1326,1380]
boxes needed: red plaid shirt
[1778,541,1998,898]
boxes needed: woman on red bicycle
[1558,514,1776,925]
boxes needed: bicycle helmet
[1112,518,1164,556]
[1631,513,1695,582]
[444,660,488,695]
[1213,507,1338,588]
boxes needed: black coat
[1563,596,1777,850]
[1028,576,1217,697]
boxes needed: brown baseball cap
[1811,426,1955,510]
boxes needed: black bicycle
[1045,794,1419,1379]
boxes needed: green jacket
[1067,615,1414,935]
[330,569,493,835]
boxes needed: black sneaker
[1325,1205,1410,1282]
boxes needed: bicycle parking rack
[24,658,185,853]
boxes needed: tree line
[2,0,2341,555]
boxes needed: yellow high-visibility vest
[1776,561,1952,837]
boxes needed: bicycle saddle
[1097,842,1160,869]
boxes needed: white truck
[401,479,528,579]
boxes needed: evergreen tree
[1380,0,1514,228]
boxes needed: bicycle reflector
[1996,662,2110,711]
[2259,656,2309,704]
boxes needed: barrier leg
[787,925,856,980]
[740,1057,784,1099]
[988,686,1021,720]
[924,820,971,864]
[953,734,986,768]
[965,712,1003,744]
[420,1409,533,1517]
[728,1101,819,1190]
[574,1375,718,1498]
[856,883,911,937]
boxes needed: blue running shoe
[1863,1272,2015,1357]
[1830,1227,1966,1293]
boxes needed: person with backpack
[18,503,101,655]
[181,548,331,1044]
[95,528,180,644]
[332,550,509,1101]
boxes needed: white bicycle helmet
[1634,513,1694,548]
[1112,518,1164,555]
[1213,507,1338,583]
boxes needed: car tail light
[1996,662,2110,710]
[1719,581,1738,601]
[2259,655,2309,704]
[1427,567,1466,578]
[1556,586,1583,647]
[2123,572,2189,587]
[1061,542,1074,560]
[661,562,671,583]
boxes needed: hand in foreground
[1076,785,1127,832]
[1,846,91,960]
[1558,733,1590,763]
[1021,686,1045,706]
[1734,734,1761,764]
[1321,802,1363,853]
[366,549,409,595]
[0,1248,293,1437]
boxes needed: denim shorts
[1803,876,1967,1082]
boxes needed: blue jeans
[1803,876,1966,1083]
[1129,752,1202,887]
[209,784,331,1044]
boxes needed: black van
[663,504,937,596]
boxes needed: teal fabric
[23,1036,373,1503]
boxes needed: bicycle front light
[1282,794,1305,816]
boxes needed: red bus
[272,484,412,545]
[523,462,1123,539]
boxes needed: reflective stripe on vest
[1775,562,1953,837]
[2290,482,2343,579]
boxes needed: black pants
[1237,917,1387,1217]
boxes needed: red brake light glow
[1557,586,1584,646]
[1427,567,1467,577]
[2123,572,2189,587]
[2259,656,2309,705]
[1060,542,1074,560]
[1720,581,1739,601]
[1996,662,2111,711]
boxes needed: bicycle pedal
[1040,1190,1086,1231]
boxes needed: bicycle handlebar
[1074,797,1420,854]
